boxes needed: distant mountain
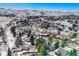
[0,8,79,16]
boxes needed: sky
[0,3,79,11]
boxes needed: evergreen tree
[54,41,59,49]
[36,37,46,46]
[67,49,77,56]
[48,35,53,42]
[39,45,47,56]
[71,33,77,38]
[28,29,31,37]
[30,35,35,45]
[36,37,47,54]
[7,48,12,56]
[60,39,66,47]
[15,36,23,47]
[10,26,16,37]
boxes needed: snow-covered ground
[5,27,16,49]
[0,17,12,28]
[1,44,8,56]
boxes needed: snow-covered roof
[63,47,73,52]
[71,38,77,41]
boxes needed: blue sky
[0,3,79,11]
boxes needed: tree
[39,45,47,56]
[58,31,60,35]
[37,44,43,51]
[10,26,16,37]
[48,35,53,42]
[67,49,77,56]
[0,27,4,36]
[36,37,47,54]
[30,35,35,45]
[0,27,4,33]
[68,27,72,31]
[71,33,77,38]
[72,23,77,27]
[28,29,31,37]
[36,37,46,47]
[2,36,7,44]
[40,22,50,29]
[73,49,77,56]
[54,41,59,49]
[58,27,63,31]
[15,36,23,47]
[60,39,67,47]
[7,48,12,56]
[19,32,22,37]
[75,20,78,24]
